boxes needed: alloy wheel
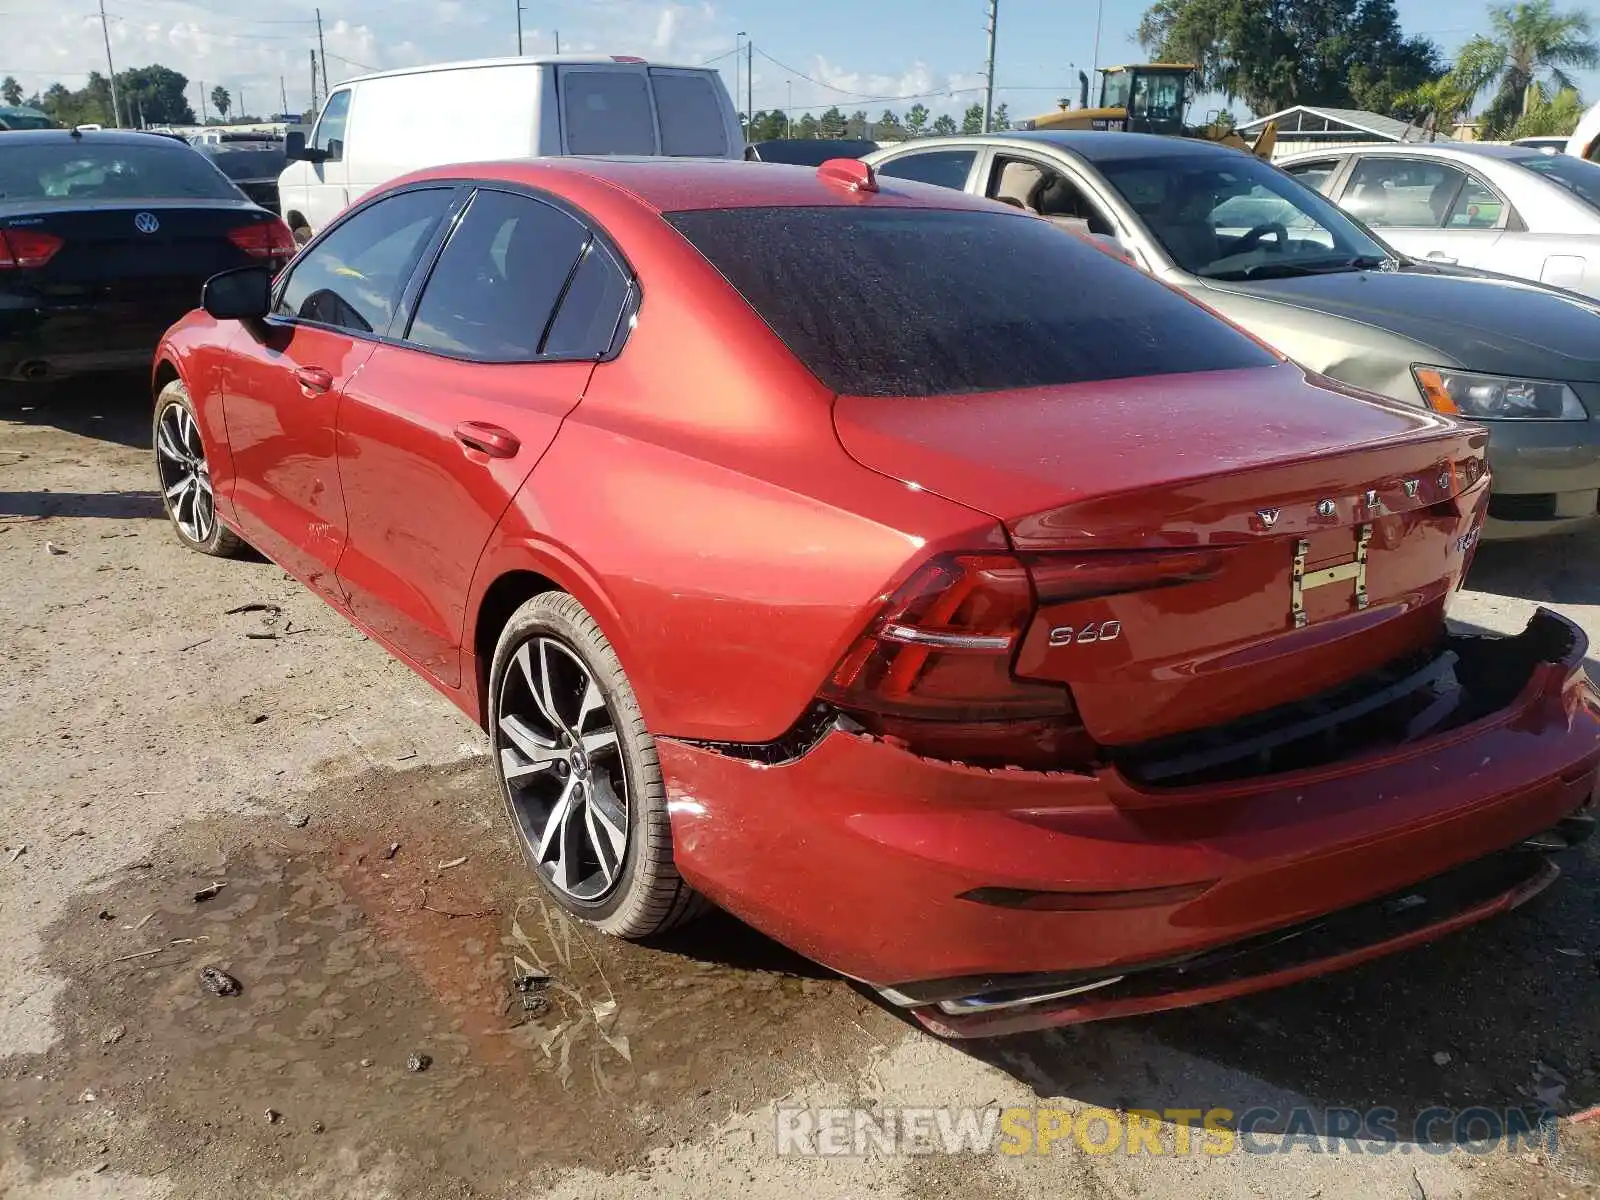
[155,403,215,544]
[497,636,630,902]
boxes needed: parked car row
[6,60,1599,1039]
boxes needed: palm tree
[1452,1,1598,136]
[210,85,231,122]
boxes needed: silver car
[1277,141,1600,298]
[863,131,1600,539]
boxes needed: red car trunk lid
[833,364,1490,745]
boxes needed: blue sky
[1,0,1594,123]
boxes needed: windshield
[1517,152,1600,213]
[1129,72,1186,122]
[0,140,241,202]
[1096,153,1392,279]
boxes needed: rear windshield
[1517,152,1600,212]
[665,206,1274,396]
[0,140,241,202]
[203,145,286,181]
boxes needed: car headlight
[1414,366,1588,420]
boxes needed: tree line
[1,66,272,128]
[743,101,1013,141]
[1139,0,1597,138]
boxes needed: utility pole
[982,0,998,132]
[746,38,753,136]
[280,75,288,116]
[1091,0,1103,80]
[309,50,319,113]
[239,87,246,121]
[554,30,560,53]
[786,80,792,137]
[735,32,746,140]
[316,7,329,99]
[97,0,121,127]
[516,1,524,54]
[200,80,208,123]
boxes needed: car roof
[1278,140,1544,165]
[0,128,197,148]
[336,55,709,88]
[397,156,1010,214]
[882,130,1255,164]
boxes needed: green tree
[818,106,847,137]
[1509,83,1585,135]
[992,101,1011,130]
[796,112,821,138]
[932,112,957,134]
[1137,0,1442,115]
[210,85,231,121]
[1451,1,1598,136]
[961,102,985,133]
[38,73,113,127]
[904,102,930,135]
[846,109,870,137]
[749,109,789,140]
[875,109,904,139]
[1392,73,1478,130]
[1,76,23,107]
[118,64,195,125]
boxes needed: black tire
[489,591,706,937]
[153,379,248,558]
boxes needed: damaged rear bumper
[656,608,1600,1034]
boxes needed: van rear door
[556,63,659,155]
[554,62,741,158]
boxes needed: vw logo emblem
[133,212,160,234]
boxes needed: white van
[277,55,743,240]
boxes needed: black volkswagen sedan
[1,129,295,383]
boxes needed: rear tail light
[0,228,64,269]
[821,547,1231,768]
[228,219,297,259]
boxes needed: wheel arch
[152,356,182,402]
[472,568,563,724]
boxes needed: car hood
[1201,267,1600,381]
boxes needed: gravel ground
[1,378,1596,1200]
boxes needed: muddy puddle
[1,761,902,1198]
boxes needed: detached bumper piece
[1110,608,1582,789]
[895,815,1592,1039]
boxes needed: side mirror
[202,266,273,321]
[284,131,326,163]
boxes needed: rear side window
[874,151,977,192]
[406,188,589,360]
[0,140,240,202]
[652,71,729,156]
[666,206,1274,397]
[277,188,450,333]
[562,71,656,155]
[544,241,631,358]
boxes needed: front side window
[666,206,1274,397]
[312,90,351,160]
[406,188,589,359]
[651,71,729,157]
[276,187,449,333]
[561,71,656,155]
[875,150,977,192]
[1096,153,1390,280]
[1341,158,1465,228]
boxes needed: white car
[1278,141,1600,298]
[278,55,743,241]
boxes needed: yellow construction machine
[1017,64,1277,159]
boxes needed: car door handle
[293,366,333,394]
[1425,251,1458,264]
[453,421,521,459]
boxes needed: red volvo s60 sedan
[151,156,1599,1037]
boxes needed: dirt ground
[2,377,1598,1200]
